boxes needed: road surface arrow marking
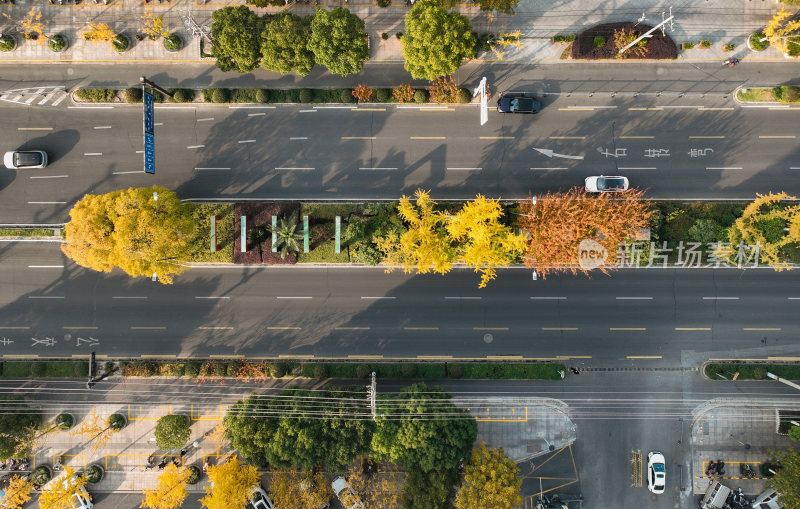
[533,148,584,160]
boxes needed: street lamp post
[150,257,177,283]
[729,433,751,450]
[153,191,159,215]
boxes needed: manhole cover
[483,334,493,343]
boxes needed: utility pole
[619,7,674,55]
[367,371,377,421]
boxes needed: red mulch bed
[233,202,300,265]
[571,22,678,60]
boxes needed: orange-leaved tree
[141,463,191,509]
[38,467,89,509]
[346,461,403,509]
[516,187,652,278]
[200,456,260,509]
[447,195,526,288]
[454,443,522,509]
[727,191,800,270]
[1,474,35,509]
[269,469,332,509]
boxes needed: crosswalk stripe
[23,96,36,104]
[50,93,67,107]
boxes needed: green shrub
[553,34,576,43]
[448,364,464,378]
[375,88,391,102]
[227,360,243,377]
[160,363,185,377]
[30,362,46,377]
[76,89,117,102]
[108,413,126,431]
[681,42,694,50]
[213,362,227,377]
[356,364,371,379]
[760,462,779,478]
[0,35,15,52]
[724,43,735,52]
[155,414,191,449]
[376,0,391,6]
[750,31,769,51]
[56,413,74,430]
[73,362,88,377]
[268,362,288,377]
[299,89,313,103]
[124,88,142,103]
[187,465,201,484]
[255,89,269,103]
[49,34,67,52]
[171,89,193,103]
[104,361,115,373]
[381,32,389,40]
[700,39,712,48]
[340,89,354,103]
[413,89,427,103]
[593,36,606,47]
[458,88,471,104]
[211,88,229,103]
[401,364,417,377]
[184,362,200,378]
[313,364,329,379]
[396,32,403,39]
[164,33,182,51]
[773,86,784,101]
[688,219,721,244]
[84,464,103,484]
[112,34,129,52]
[31,466,51,486]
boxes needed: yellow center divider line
[130,326,166,330]
[542,327,579,331]
[768,356,800,361]
[620,136,654,139]
[1,355,38,358]
[627,355,662,359]
[209,354,243,359]
[743,327,782,331]
[610,327,646,331]
[17,127,53,131]
[758,135,796,139]
[410,136,446,140]
[336,327,370,330]
[558,108,594,111]
[558,355,592,359]
[348,355,383,359]
[140,354,175,358]
[0,326,30,330]
[280,354,314,359]
[404,327,439,330]
[353,108,386,112]
[473,327,509,331]
[697,107,733,111]
[768,107,800,110]
[487,355,523,360]
[628,108,663,111]
[198,326,234,330]
[267,326,302,330]
[689,136,725,139]
[341,136,376,140]
[479,136,514,140]
[63,326,98,330]
[675,327,711,331]
[417,355,453,359]
[549,136,585,140]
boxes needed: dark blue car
[497,93,542,114]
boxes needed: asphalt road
[1,242,798,364]
[1,83,799,223]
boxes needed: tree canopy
[477,0,518,14]
[38,467,88,509]
[0,396,42,460]
[61,186,195,284]
[308,8,369,76]
[141,463,191,509]
[402,1,475,80]
[454,443,522,509]
[402,466,460,509]
[1,474,35,509]
[269,469,332,509]
[728,192,800,270]
[770,448,800,509]
[261,13,315,76]
[154,415,191,450]
[346,460,403,509]
[224,388,373,472]
[200,456,260,509]
[371,383,477,472]
[211,6,263,73]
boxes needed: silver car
[4,150,48,169]
[585,175,629,193]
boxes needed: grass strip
[0,229,56,237]
[301,362,565,380]
[705,363,800,380]
[1,361,89,378]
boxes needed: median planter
[164,33,182,52]
[56,412,74,430]
[0,34,17,52]
[107,413,126,431]
[31,465,52,487]
[84,464,104,484]
[187,465,201,484]
[112,33,130,53]
[48,34,68,53]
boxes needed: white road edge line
[276,296,313,299]
[530,297,567,300]
[229,106,276,109]
[29,175,68,179]
[616,296,654,300]
[187,145,205,149]
[361,296,397,300]
[28,265,64,268]
[113,171,145,175]
[702,296,739,300]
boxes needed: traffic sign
[144,132,155,174]
[143,91,154,134]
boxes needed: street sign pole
[472,77,488,126]
[143,88,155,175]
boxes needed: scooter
[723,58,740,67]
[54,456,62,471]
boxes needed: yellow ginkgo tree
[141,463,191,509]
[764,7,800,52]
[200,456,260,509]
[0,474,35,509]
[727,191,800,270]
[38,467,89,509]
[454,443,522,509]
[82,22,116,43]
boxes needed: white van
[701,481,732,509]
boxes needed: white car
[752,488,782,509]
[67,485,93,509]
[647,451,666,494]
[3,150,48,169]
[249,486,275,509]
[585,175,629,193]
[331,477,364,509]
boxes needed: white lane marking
[616,296,654,300]
[742,104,788,108]
[706,167,742,170]
[567,105,617,109]
[788,297,800,300]
[135,150,144,154]
[791,167,800,170]
[154,122,163,126]
[29,175,68,179]
[113,171,145,175]
[530,296,567,300]
[447,167,482,171]
[112,296,148,299]
[359,167,398,171]
[397,105,449,109]
[275,167,314,171]
[247,113,266,117]
[444,296,482,300]
[702,296,739,300]
[195,167,231,171]
[299,110,317,113]
[84,152,103,156]
[360,296,396,300]
[28,265,64,268]
[290,137,308,140]
[187,145,205,149]
[313,106,356,109]
[195,296,230,299]
[93,126,112,129]
[229,106,276,109]
[68,106,114,109]
[531,167,568,170]
[28,201,66,204]
[197,118,214,122]
[29,295,64,299]
[238,140,256,143]
[618,167,656,170]
[276,296,313,299]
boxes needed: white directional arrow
[76,337,100,347]
[533,148,584,160]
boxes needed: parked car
[646,451,666,494]
[249,486,275,509]
[331,477,364,509]
[701,481,732,509]
[3,150,48,169]
[752,488,783,509]
[584,175,629,193]
[69,485,93,509]
[496,92,542,114]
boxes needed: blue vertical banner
[143,91,155,174]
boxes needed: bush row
[0,361,90,378]
[301,362,565,380]
[705,363,800,380]
[120,360,297,378]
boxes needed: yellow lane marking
[1,355,38,358]
[280,354,313,359]
[549,136,585,139]
[487,355,523,360]
[404,327,439,330]
[610,327,646,331]
[341,136,376,140]
[758,135,796,139]
[675,327,711,331]
[689,136,725,139]
[130,326,166,330]
[353,108,386,111]
[628,108,663,111]
[267,326,301,330]
[558,108,595,111]
[0,326,30,330]
[558,355,592,359]
[743,327,782,331]
[768,356,800,361]
[410,136,446,140]
[479,136,514,140]
[627,355,662,359]
[473,327,509,331]
[476,407,528,423]
[768,107,800,110]
[348,354,383,359]
[542,327,579,331]
[698,107,734,111]
[210,354,243,359]
[198,326,234,330]
[63,326,98,330]
[17,127,53,131]
[417,355,453,359]
[620,136,654,139]
[336,326,370,330]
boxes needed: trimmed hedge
[76,89,117,102]
[705,363,800,380]
[0,361,89,378]
[301,362,564,380]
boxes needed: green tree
[0,396,42,460]
[402,1,475,80]
[211,6,263,73]
[61,187,195,284]
[371,383,477,472]
[261,13,315,76]
[477,0,518,14]
[454,443,522,509]
[269,214,304,260]
[402,466,460,509]
[790,426,800,442]
[224,389,373,471]
[308,8,369,77]
[688,218,722,244]
[154,415,191,450]
[770,448,800,508]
